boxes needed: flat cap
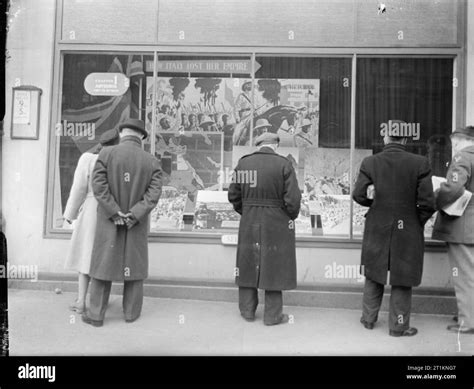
[255,132,280,146]
[99,129,119,146]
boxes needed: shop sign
[84,73,130,96]
[145,60,261,74]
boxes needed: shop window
[254,56,352,237]
[147,54,252,233]
[353,57,453,238]
[49,53,453,241]
[52,53,153,229]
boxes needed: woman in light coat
[63,129,119,313]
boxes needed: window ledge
[44,229,447,251]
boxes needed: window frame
[44,46,463,250]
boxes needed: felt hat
[118,118,148,139]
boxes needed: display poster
[304,148,372,197]
[13,90,31,124]
[145,77,319,145]
[193,190,240,230]
[150,186,188,232]
[303,148,372,236]
[231,78,320,147]
[146,76,320,231]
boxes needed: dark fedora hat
[118,118,148,139]
[451,125,474,139]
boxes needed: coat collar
[253,146,276,155]
[383,143,406,152]
[120,135,142,147]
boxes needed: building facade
[3,0,474,308]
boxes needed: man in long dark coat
[228,132,301,326]
[432,126,474,334]
[82,119,162,327]
[352,125,435,337]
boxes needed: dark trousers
[239,287,282,325]
[362,277,412,332]
[88,278,144,322]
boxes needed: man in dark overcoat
[228,132,301,325]
[82,119,162,327]
[432,126,474,334]
[352,125,435,337]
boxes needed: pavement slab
[6,289,474,356]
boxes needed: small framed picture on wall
[11,85,42,140]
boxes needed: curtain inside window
[356,58,453,176]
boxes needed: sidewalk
[7,288,474,356]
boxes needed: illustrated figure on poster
[253,118,272,138]
[199,115,217,132]
[186,114,199,131]
[234,81,253,122]
[233,105,299,146]
[156,79,173,108]
[179,113,189,131]
[294,118,314,148]
[212,113,222,131]
[222,113,235,151]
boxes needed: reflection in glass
[53,53,152,229]
[353,58,453,238]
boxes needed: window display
[51,53,454,241]
[354,57,453,238]
[52,53,152,229]
[254,57,352,237]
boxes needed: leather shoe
[125,316,140,323]
[264,313,289,326]
[389,327,418,337]
[240,312,255,322]
[360,317,374,330]
[81,313,103,327]
[447,324,474,334]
